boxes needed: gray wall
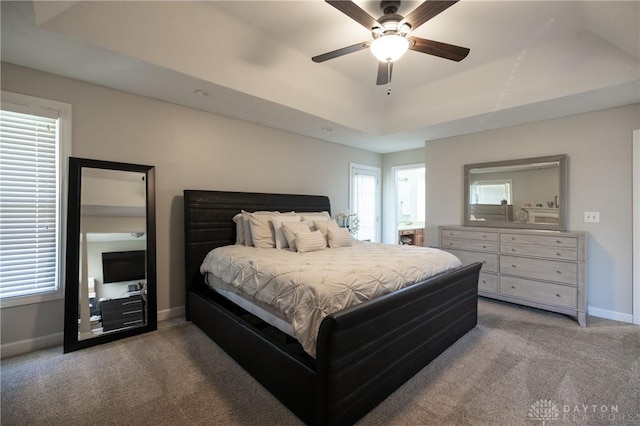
[0,63,381,351]
[426,104,640,320]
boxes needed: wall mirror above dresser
[464,155,567,231]
[64,158,157,353]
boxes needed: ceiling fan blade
[312,42,369,63]
[400,1,458,30]
[408,36,470,62]
[326,0,380,30]
[376,61,393,85]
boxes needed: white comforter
[200,241,462,357]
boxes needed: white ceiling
[2,1,639,153]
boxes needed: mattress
[200,241,462,357]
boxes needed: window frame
[0,91,72,308]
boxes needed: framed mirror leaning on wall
[64,158,156,353]
[464,155,567,231]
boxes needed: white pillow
[299,211,331,220]
[302,215,330,231]
[328,227,353,248]
[249,214,277,248]
[313,220,339,246]
[241,210,279,246]
[272,215,302,249]
[232,213,245,245]
[281,221,311,252]
[296,230,327,253]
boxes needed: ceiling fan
[312,0,470,86]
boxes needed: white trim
[1,332,64,359]
[633,129,640,325]
[158,305,185,321]
[589,306,633,324]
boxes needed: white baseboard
[157,305,185,321]
[588,306,634,324]
[1,332,63,359]
[1,307,185,359]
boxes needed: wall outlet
[584,211,600,223]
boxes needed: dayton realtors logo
[528,399,635,424]
[528,399,560,425]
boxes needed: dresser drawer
[501,243,578,261]
[442,238,497,252]
[478,272,498,293]
[500,255,578,285]
[500,276,577,309]
[441,229,498,242]
[447,249,499,273]
[500,233,577,248]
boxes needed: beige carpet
[2,299,639,425]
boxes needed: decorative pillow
[296,230,327,253]
[249,214,278,248]
[313,220,339,245]
[281,221,311,252]
[232,213,245,245]
[328,227,353,248]
[241,210,279,246]
[299,211,331,220]
[301,215,330,230]
[272,215,302,249]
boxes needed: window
[349,163,381,242]
[0,91,71,307]
[470,179,512,204]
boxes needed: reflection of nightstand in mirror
[100,295,144,332]
[398,228,425,246]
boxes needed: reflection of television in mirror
[101,250,146,284]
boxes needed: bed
[184,190,481,426]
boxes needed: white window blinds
[0,107,60,299]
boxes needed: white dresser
[439,225,588,326]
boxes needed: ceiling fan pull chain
[387,61,392,95]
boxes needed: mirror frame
[63,157,157,353]
[463,154,567,231]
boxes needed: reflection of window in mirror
[470,179,513,204]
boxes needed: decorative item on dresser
[439,225,588,326]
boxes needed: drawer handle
[511,248,516,252]
[481,280,487,284]
[556,240,562,244]
[556,294,561,298]
[511,285,516,289]
[482,245,487,249]
[556,253,562,257]
[449,242,453,246]
[557,270,562,274]
[511,237,516,241]
[482,261,487,264]
[122,301,139,306]
[511,264,517,268]
[482,235,487,239]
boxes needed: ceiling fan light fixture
[370,34,409,62]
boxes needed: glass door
[350,163,381,242]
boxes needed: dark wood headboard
[183,190,331,317]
